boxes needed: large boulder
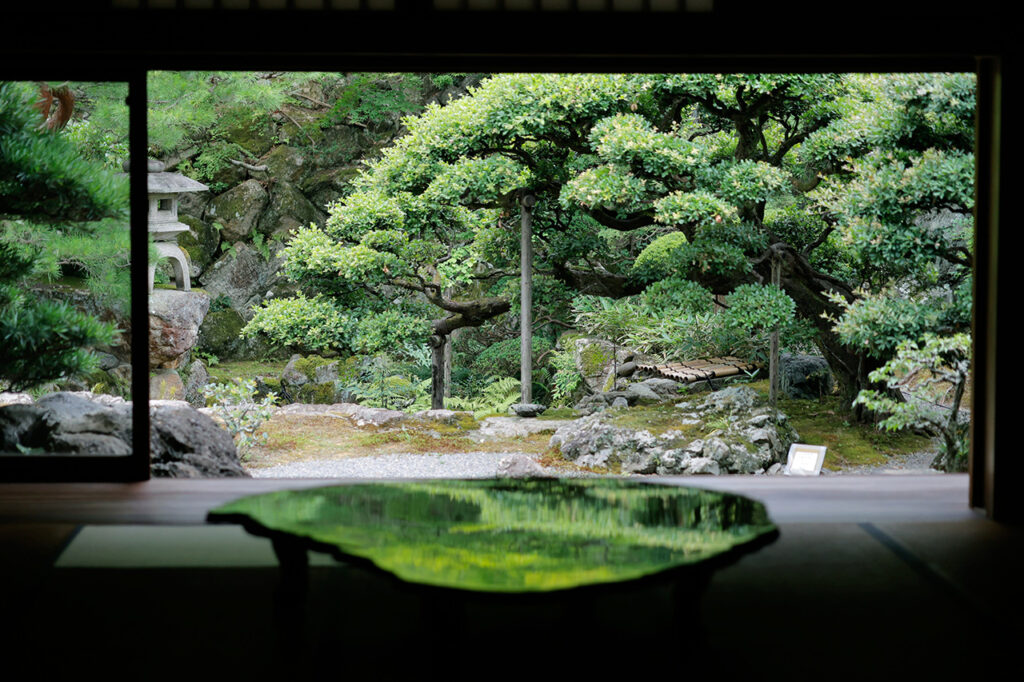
[302,166,360,209]
[204,179,268,243]
[176,214,221,278]
[0,392,247,477]
[197,308,246,360]
[150,401,248,477]
[181,359,210,407]
[780,353,834,400]
[263,145,309,185]
[149,289,210,370]
[257,181,323,240]
[199,242,283,320]
[573,338,626,394]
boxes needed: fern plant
[407,376,521,420]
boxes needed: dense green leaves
[854,333,970,471]
[252,71,974,416]
[1,82,128,391]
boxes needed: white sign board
[784,444,827,476]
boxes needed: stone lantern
[126,159,209,293]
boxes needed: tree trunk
[757,242,892,422]
[429,334,447,410]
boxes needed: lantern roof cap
[147,172,209,194]
[119,158,209,193]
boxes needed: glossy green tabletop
[209,479,776,593]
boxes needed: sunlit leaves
[561,164,654,212]
[653,191,734,227]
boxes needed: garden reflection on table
[209,479,776,593]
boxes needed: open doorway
[117,71,973,481]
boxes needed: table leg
[272,535,309,658]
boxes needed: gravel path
[248,451,569,479]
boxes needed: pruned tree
[1,81,128,391]
[248,73,973,417]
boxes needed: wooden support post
[770,255,781,422]
[520,193,535,405]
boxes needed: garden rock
[698,385,760,413]
[149,289,210,370]
[273,402,407,428]
[0,392,246,477]
[176,214,220,277]
[199,242,281,320]
[637,377,686,401]
[412,409,474,425]
[496,454,551,478]
[781,353,834,400]
[150,370,186,401]
[552,385,798,475]
[263,145,309,185]
[573,338,632,394]
[150,400,248,477]
[257,181,323,240]
[182,359,210,407]
[616,361,638,377]
[281,354,311,387]
[0,392,33,407]
[204,179,268,243]
[623,382,661,405]
[197,308,247,360]
[510,403,547,418]
[475,416,574,441]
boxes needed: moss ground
[244,415,552,468]
[234,372,939,473]
[207,359,290,385]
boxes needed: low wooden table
[207,478,778,659]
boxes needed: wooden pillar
[769,254,780,422]
[520,193,536,405]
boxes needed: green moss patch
[605,403,705,437]
[207,359,290,385]
[580,343,613,376]
[292,355,334,381]
[780,394,935,469]
[245,414,552,468]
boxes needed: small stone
[610,397,629,408]
[496,454,551,478]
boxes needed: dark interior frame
[0,3,1016,520]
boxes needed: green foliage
[202,378,278,460]
[1,82,128,223]
[440,376,522,419]
[854,333,970,472]
[549,346,584,407]
[319,73,424,129]
[339,354,421,410]
[0,273,117,391]
[0,82,128,391]
[631,232,688,280]
[242,292,355,353]
[639,277,713,314]
[473,336,553,378]
[209,293,233,313]
[146,71,319,155]
[266,72,974,419]
[721,284,795,336]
